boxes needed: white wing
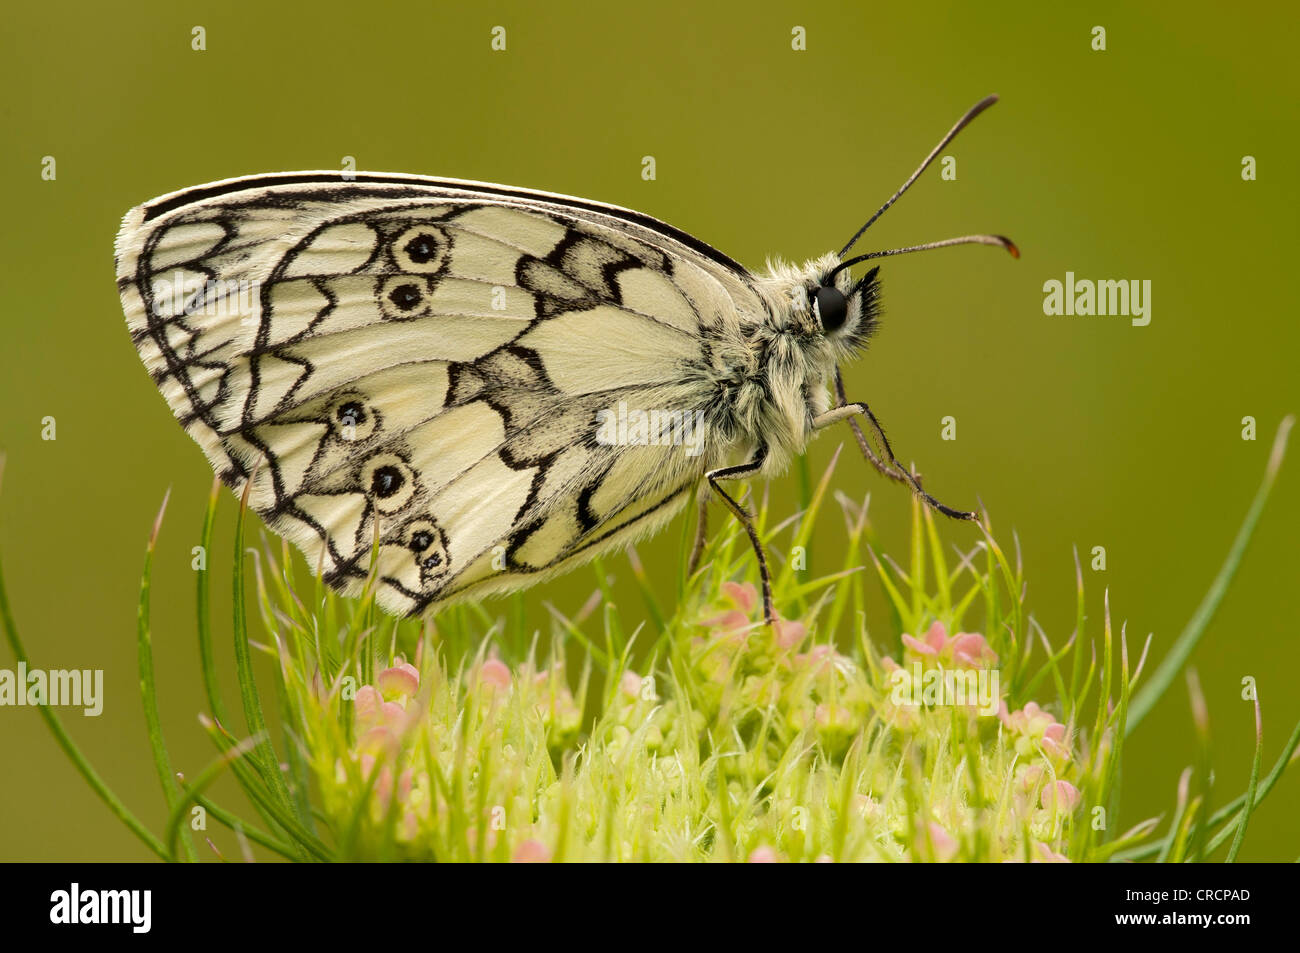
[115,172,766,615]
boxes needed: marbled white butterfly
[115,96,1017,622]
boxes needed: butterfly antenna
[826,233,1018,283]
[839,94,1002,259]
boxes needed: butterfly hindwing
[116,174,759,615]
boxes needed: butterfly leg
[814,396,979,522]
[687,491,709,577]
[705,457,776,626]
[833,369,909,485]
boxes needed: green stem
[196,477,229,723]
[0,554,169,861]
[231,477,302,827]
[1127,416,1293,734]
[1224,696,1264,862]
[137,490,197,861]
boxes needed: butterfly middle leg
[814,392,980,523]
[704,452,776,627]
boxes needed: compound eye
[813,285,848,332]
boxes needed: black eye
[813,286,848,332]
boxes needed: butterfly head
[754,254,883,371]
[760,95,1022,377]
[748,253,885,421]
[782,94,1019,363]
[808,260,882,354]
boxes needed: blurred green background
[2,0,1297,861]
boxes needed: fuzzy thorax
[710,253,880,477]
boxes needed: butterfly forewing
[116,174,762,615]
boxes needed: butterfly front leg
[832,369,910,486]
[814,392,980,523]
[704,450,776,627]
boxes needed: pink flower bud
[795,644,836,670]
[927,822,958,861]
[512,839,551,863]
[952,632,997,667]
[1041,780,1081,812]
[377,662,419,701]
[721,581,758,613]
[381,700,408,728]
[773,619,806,649]
[815,703,853,731]
[358,726,399,755]
[1033,841,1070,863]
[619,671,643,699]
[901,634,940,658]
[354,685,381,720]
[478,659,512,690]
[701,610,751,633]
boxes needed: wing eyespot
[377,275,435,319]
[361,453,417,513]
[404,518,450,586]
[391,224,450,274]
[371,465,403,497]
[389,282,423,311]
[328,395,378,441]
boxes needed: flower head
[900,621,998,669]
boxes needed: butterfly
[114,95,1016,623]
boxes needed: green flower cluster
[309,569,1085,862]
